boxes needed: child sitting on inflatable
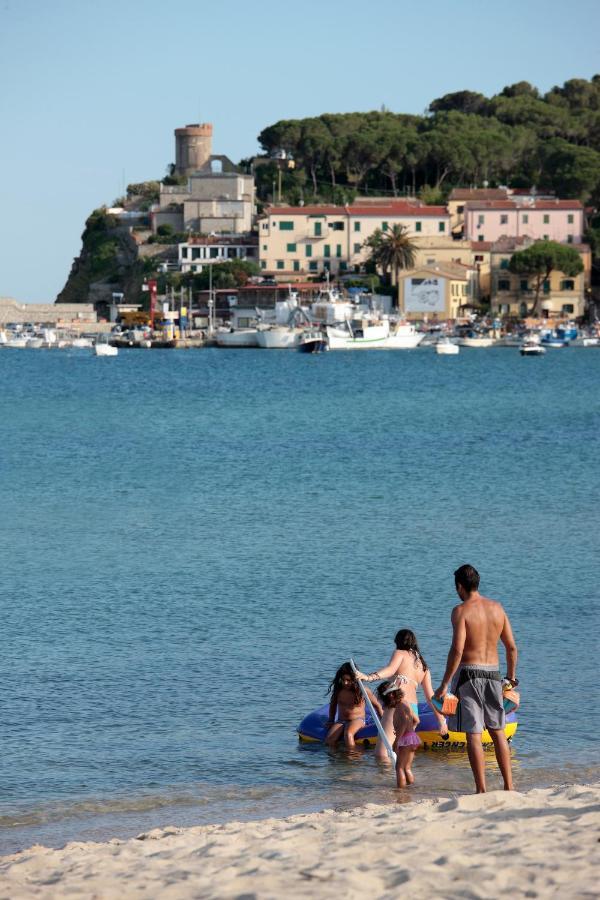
[379,678,421,787]
[325,662,383,750]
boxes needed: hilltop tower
[174,123,213,176]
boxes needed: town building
[152,162,255,235]
[397,263,477,321]
[488,237,590,318]
[178,234,258,273]
[258,201,450,278]
[464,199,583,245]
[448,187,557,236]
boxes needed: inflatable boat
[297,702,518,750]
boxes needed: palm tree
[364,225,417,311]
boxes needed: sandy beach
[0,781,598,899]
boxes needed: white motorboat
[520,335,545,356]
[71,337,93,348]
[4,336,30,348]
[581,336,599,347]
[216,327,260,348]
[457,332,496,348]
[95,340,118,356]
[385,320,425,349]
[435,337,459,355]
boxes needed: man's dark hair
[454,564,480,593]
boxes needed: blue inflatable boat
[298,702,518,750]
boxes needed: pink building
[464,199,583,245]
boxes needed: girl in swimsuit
[378,680,421,787]
[357,629,448,762]
[325,662,383,750]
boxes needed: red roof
[465,199,582,211]
[263,203,448,218]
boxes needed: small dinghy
[297,702,518,750]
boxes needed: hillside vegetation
[254,77,600,205]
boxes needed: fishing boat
[297,702,518,750]
[298,326,328,353]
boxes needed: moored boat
[215,327,260,348]
[298,326,328,353]
[435,337,459,355]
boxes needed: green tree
[508,241,583,315]
[364,225,417,310]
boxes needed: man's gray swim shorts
[450,664,506,734]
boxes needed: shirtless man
[434,564,518,793]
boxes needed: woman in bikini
[357,629,448,762]
[325,661,383,750]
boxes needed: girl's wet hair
[394,629,428,671]
[328,661,362,704]
[377,680,404,708]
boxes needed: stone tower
[174,123,213,176]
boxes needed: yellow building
[397,263,477,321]
[258,201,451,278]
[490,239,590,318]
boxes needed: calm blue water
[0,346,598,854]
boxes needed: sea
[0,345,598,855]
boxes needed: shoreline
[1,781,598,898]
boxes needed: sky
[2,0,599,303]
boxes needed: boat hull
[297,702,518,750]
[256,328,303,349]
[216,329,260,348]
[457,337,496,348]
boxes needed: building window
[181,247,188,259]
[427,258,435,265]
[314,221,322,237]
[438,221,445,232]
[336,244,342,258]
[354,221,361,232]
[340,261,347,271]
[500,259,509,269]
[562,303,574,314]
[415,221,422,232]
[262,244,267,251]
[478,235,484,242]
[567,214,574,224]
[522,214,529,224]
[286,243,296,252]
[192,247,201,260]
[353,243,361,254]
[260,261,266,269]
[500,214,508,225]
[457,205,464,214]
[543,234,549,240]
[276,260,284,269]
[567,235,573,243]
[293,260,300,272]
[520,279,529,291]
[331,221,344,231]
[382,221,388,231]
[474,254,484,262]
[543,281,551,294]
[478,214,485,225]
[309,261,318,271]
[209,248,219,258]
[305,245,312,258]
[543,214,550,224]
[324,244,331,257]
[498,279,510,291]
[561,279,575,290]
[279,221,294,230]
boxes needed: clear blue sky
[2,0,599,302]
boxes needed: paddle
[350,658,397,765]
